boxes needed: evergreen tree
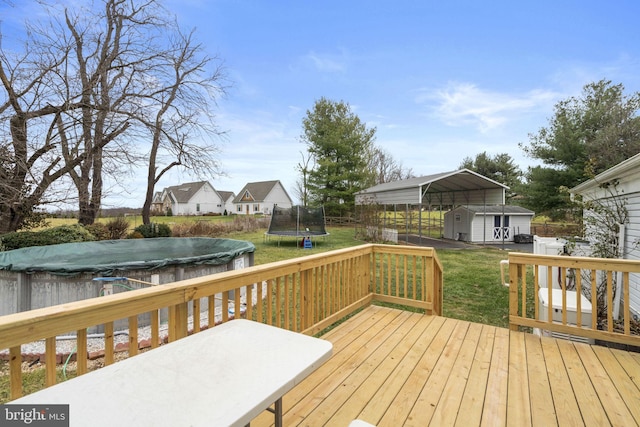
[519,80,640,217]
[301,98,376,216]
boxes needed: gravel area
[1,283,266,357]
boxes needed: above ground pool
[0,237,255,326]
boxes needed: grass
[440,248,511,328]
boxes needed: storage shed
[443,205,534,243]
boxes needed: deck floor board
[251,306,640,427]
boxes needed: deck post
[508,261,520,331]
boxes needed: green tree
[520,80,640,217]
[301,98,376,216]
[459,151,522,200]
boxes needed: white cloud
[421,82,558,133]
[302,49,349,73]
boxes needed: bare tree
[140,29,226,225]
[0,0,226,230]
[0,35,89,232]
[294,151,313,207]
[368,146,414,185]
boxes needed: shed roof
[455,204,534,215]
[356,169,508,205]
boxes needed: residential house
[155,181,226,216]
[233,180,293,215]
[443,204,534,243]
[570,152,640,317]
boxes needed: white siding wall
[575,167,640,317]
[623,190,640,317]
[263,183,292,214]
[471,215,532,242]
[224,197,235,215]
[444,208,472,240]
[173,184,224,215]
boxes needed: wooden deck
[252,305,640,427]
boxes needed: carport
[355,168,509,245]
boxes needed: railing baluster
[607,271,613,332]
[10,346,22,399]
[207,296,216,328]
[623,272,630,335]
[151,309,160,348]
[256,281,263,323]
[105,322,114,365]
[222,292,229,323]
[266,279,273,326]
[575,269,583,328]
[246,284,253,320]
[193,299,201,332]
[129,316,138,356]
[590,270,597,329]
[276,275,292,329]
[77,329,87,375]
[45,337,56,387]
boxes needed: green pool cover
[0,237,255,276]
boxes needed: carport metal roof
[355,169,508,206]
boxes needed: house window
[237,205,242,212]
[196,203,200,212]
[455,214,461,222]
[253,204,260,212]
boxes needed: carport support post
[405,203,409,244]
[418,203,423,245]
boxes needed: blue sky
[4,1,640,207]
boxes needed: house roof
[570,152,640,194]
[456,204,534,215]
[217,191,235,202]
[355,169,508,205]
[233,180,289,203]
[164,181,209,203]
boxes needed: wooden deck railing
[0,243,442,401]
[508,252,640,347]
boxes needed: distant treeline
[51,208,142,219]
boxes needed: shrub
[0,224,96,250]
[83,223,110,240]
[126,231,144,239]
[105,216,130,239]
[133,223,172,238]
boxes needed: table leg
[275,397,283,427]
[264,397,283,427]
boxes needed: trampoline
[265,205,329,246]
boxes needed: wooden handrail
[508,252,640,347]
[0,243,443,400]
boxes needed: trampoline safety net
[267,206,328,236]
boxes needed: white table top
[12,319,333,427]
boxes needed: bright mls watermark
[1,405,69,426]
